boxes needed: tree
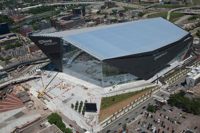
[167,91,200,115]
[147,105,156,113]
[4,41,23,50]
[82,106,85,115]
[0,15,14,24]
[80,101,83,106]
[197,30,200,38]
[47,113,72,133]
[78,101,83,113]
[71,104,74,109]
[75,101,79,111]
[66,128,72,133]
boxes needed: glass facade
[62,41,138,87]
[30,34,192,87]
[102,63,138,87]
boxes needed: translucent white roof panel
[44,18,189,60]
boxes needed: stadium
[30,17,193,87]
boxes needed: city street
[100,97,156,133]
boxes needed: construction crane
[37,72,59,98]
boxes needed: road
[142,12,158,18]
[174,15,192,25]
[190,26,200,36]
[1,57,48,72]
[100,97,157,133]
[100,76,186,133]
[167,7,189,20]
[115,1,142,9]
[18,1,104,12]
[18,116,48,133]
[0,75,41,89]
[167,6,200,20]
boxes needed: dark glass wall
[29,36,63,71]
[104,34,192,80]
[0,23,10,35]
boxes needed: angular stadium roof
[42,17,189,60]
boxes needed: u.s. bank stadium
[30,17,192,87]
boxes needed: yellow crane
[37,72,59,98]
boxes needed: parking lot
[127,104,200,133]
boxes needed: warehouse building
[186,66,200,87]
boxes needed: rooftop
[85,103,97,112]
[41,18,189,60]
[38,124,63,133]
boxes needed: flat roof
[85,103,97,112]
[42,18,189,60]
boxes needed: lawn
[101,87,154,110]
[193,0,200,5]
[99,86,155,122]
[148,12,167,19]
[148,12,184,22]
[170,12,185,22]
[188,15,200,21]
[155,4,186,9]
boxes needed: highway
[115,1,142,9]
[10,1,144,13]
[0,75,41,89]
[18,1,104,12]
[167,6,200,20]
[174,15,192,25]
[1,57,49,72]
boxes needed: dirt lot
[99,89,152,122]
[190,83,200,97]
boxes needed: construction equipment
[37,72,59,98]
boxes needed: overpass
[179,10,200,15]
[0,76,41,90]
[0,57,49,72]
[167,6,200,20]
[18,1,104,12]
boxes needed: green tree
[168,91,200,115]
[75,101,79,111]
[66,128,72,133]
[147,105,156,113]
[0,15,13,24]
[4,41,22,50]
[197,30,200,38]
[71,104,74,109]
[82,106,85,115]
[78,101,83,113]
[47,113,72,133]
